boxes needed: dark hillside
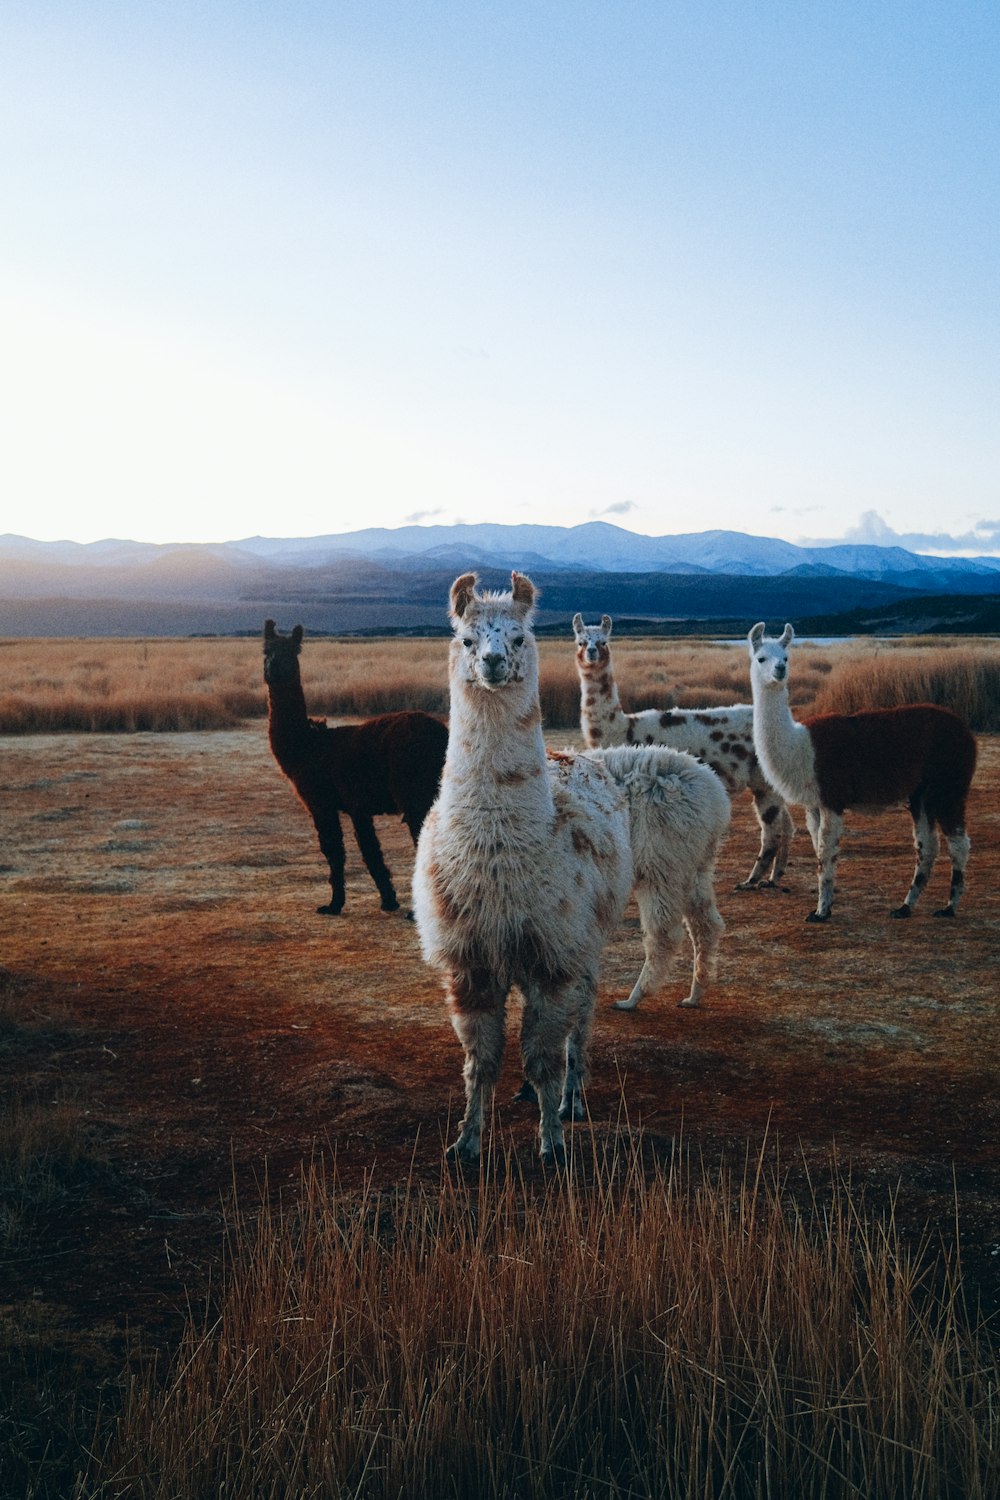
[796,591,1000,637]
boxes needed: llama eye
[463,638,474,648]
[513,636,525,647]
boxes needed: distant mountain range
[2,523,999,637]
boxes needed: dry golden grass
[813,643,1000,730]
[4,632,998,734]
[0,638,262,732]
[82,1135,999,1500]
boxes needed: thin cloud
[802,509,1000,554]
[590,501,638,519]
[402,508,449,525]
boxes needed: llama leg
[349,814,399,911]
[521,978,591,1163]
[313,811,347,915]
[401,798,430,846]
[806,808,842,922]
[447,972,506,1164]
[613,885,684,1011]
[892,803,937,918]
[771,805,795,884]
[737,790,790,890]
[934,826,970,918]
[804,805,821,849]
[559,978,597,1123]
[679,872,725,1008]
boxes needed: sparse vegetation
[3,633,998,734]
[0,976,89,1251]
[81,1135,1000,1500]
[812,643,1000,731]
[0,975,110,1500]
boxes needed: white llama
[573,614,794,890]
[584,743,730,1009]
[748,623,977,922]
[413,572,633,1166]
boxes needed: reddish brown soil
[3,727,999,1358]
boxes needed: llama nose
[482,652,506,678]
[775,664,786,680]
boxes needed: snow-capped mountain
[5,523,998,579]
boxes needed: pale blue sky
[2,1,998,551]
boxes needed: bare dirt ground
[3,726,999,1373]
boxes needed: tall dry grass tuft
[82,1132,999,1500]
[2,635,998,734]
[812,645,1000,732]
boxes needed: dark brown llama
[263,620,448,914]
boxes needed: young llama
[412,572,633,1166]
[573,614,794,890]
[263,620,448,915]
[748,623,977,923]
[585,744,730,1010]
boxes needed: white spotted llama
[413,572,633,1166]
[573,613,794,889]
[586,743,730,1009]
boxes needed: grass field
[2,636,999,1496]
[2,631,1000,732]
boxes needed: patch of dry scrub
[2,634,998,734]
[813,643,1000,731]
[83,1139,1000,1500]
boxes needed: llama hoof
[558,1097,585,1123]
[611,997,639,1011]
[540,1143,567,1170]
[805,911,830,923]
[380,897,400,912]
[403,908,415,922]
[512,1079,537,1104]
[445,1140,480,1168]
[316,902,344,916]
[932,906,956,919]
[889,905,912,919]
[677,997,701,1008]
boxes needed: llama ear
[292,625,304,647]
[601,614,613,637]
[748,622,765,648]
[780,623,794,647]
[264,619,276,640]
[450,572,478,621]
[572,612,584,637]
[511,571,537,618]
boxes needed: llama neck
[751,679,817,806]
[266,674,311,767]
[444,674,554,819]
[578,661,628,746]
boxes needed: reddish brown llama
[749,623,977,922]
[263,620,448,914]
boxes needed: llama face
[262,620,303,686]
[572,614,613,670]
[455,604,533,689]
[450,572,538,692]
[748,622,794,691]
